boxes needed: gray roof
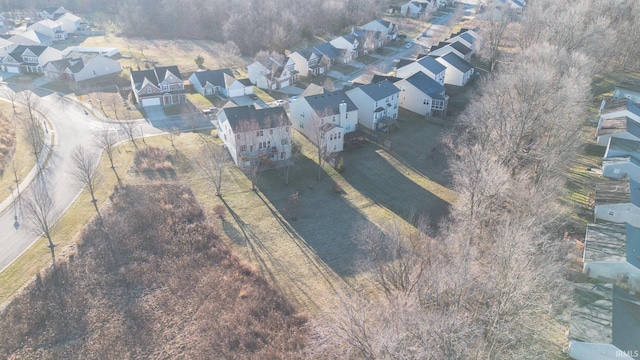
[352,80,400,101]
[584,222,628,264]
[190,68,234,88]
[221,105,291,132]
[396,58,414,69]
[437,52,473,73]
[430,41,472,55]
[9,45,48,59]
[404,71,446,97]
[569,283,613,344]
[416,55,446,74]
[597,116,640,138]
[371,75,402,83]
[605,138,640,160]
[458,32,475,44]
[304,90,358,114]
[313,42,339,60]
[131,66,183,91]
[602,98,640,118]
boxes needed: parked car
[273,99,287,106]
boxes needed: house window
[267,140,271,147]
[613,168,620,174]
[240,145,247,151]
[346,113,348,119]
[257,130,264,137]
[250,145,254,152]
[280,151,286,159]
[147,86,152,93]
[330,134,334,140]
[333,116,336,122]
[338,132,341,139]
[299,121,304,129]
[394,104,397,109]
[270,129,273,135]
[258,141,267,149]
[608,210,615,216]
[281,139,289,145]
[346,124,351,131]
[301,112,305,117]
[236,134,240,140]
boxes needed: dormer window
[147,86,152,93]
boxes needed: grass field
[0,106,454,315]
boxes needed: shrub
[133,146,173,172]
[335,157,345,173]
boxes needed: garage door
[228,88,245,98]
[279,80,290,88]
[7,66,19,74]
[141,97,161,106]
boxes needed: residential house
[596,116,640,146]
[400,1,424,17]
[38,6,68,20]
[217,105,292,168]
[603,156,640,182]
[8,30,52,46]
[429,41,473,62]
[614,85,640,104]
[360,18,398,42]
[312,42,340,65]
[582,222,640,293]
[346,80,400,131]
[189,69,254,97]
[395,71,448,117]
[568,283,639,360]
[0,45,61,74]
[605,138,640,159]
[247,57,296,90]
[56,13,82,34]
[354,29,385,55]
[0,38,15,59]
[599,98,640,122]
[0,14,5,28]
[28,19,67,41]
[288,48,330,77]
[433,53,474,86]
[130,66,187,107]
[330,33,359,64]
[290,90,359,153]
[43,51,121,82]
[445,29,478,53]
[594,178,640,228]
[395,55,447,85]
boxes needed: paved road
[0,86,214,272]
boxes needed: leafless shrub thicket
[0,184,307,359]
[133,146,173,172]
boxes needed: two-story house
[247,57,296,90]
[189,68,254,97]
[393,71,448,117]
[395,55,447,85]
[38,6,68,20]
[130,66,187,107]
[43,51,122,82]
[0,38,16,59]
[288,48,330,77]
[429,41,473,62]
[56,13,82,34]
[433,53,474,86]
[594,178,640,228]
[346,80,400,131]
[28,19,67,41]
[360,18,398,42]
[290,90,359,153]
[218,105,292,168]
[312,43,340,65]
[8,30,53,46]
[445,29,479,53]
[330,33,360,64]
[0,45,62,74]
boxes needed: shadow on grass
[342,145,450,230]
[257,157,374,277]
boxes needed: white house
[594,178,640,228]
[43,51,121,82]
[56,13,82,34]
[582,222,640,293]
[330,33,359,64]
[130,66,187,107]
[433,53,474,86]
[395,71,448,117]
[28,19,67,41]
[8,30,52,46]
[38,6,68,20]
[0,38,16,59]
[189,69,253,98]
[429,41,473,62]
[568,283,638,360]
[395,55,447,85]
[400,1,425,17]
[360,19,398,42]
[217,105,292,168]
[0,45,62,74]
[596,116,640,146]
[290,90,359,153]
[602,156,640,182]
[247,57,296,90]
[614,86,640,104]
[288,48,330,77]
[599,98,640,122]
[445,30,478,53]
[346,80,400,131]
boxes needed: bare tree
[195,140,231,197]
[478,0,511,71]
[306,109,333,180]
[118,119,139,151]
[1,85,19,115]
[68,146,103,218]
[94,130,121,183]
[23,183,57,269]
[18,89,41,122]
[106,92,123,120]
[253,50,285,93]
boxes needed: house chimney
[339,101,347,126]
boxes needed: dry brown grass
[0,184,307,359]
[0,112,15,174]
[134,146,173,172]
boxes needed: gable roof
[221,105,291,132]
[403,71,446,97]
[190,68,235,88]
[595,178,640,207]
[376,18,392,28]
[57,12,80,22]
[602,98,640,118]
[396,58,414,69]
[605,138,640,159]
[597,116,640,138]
[304,90,358,114]
[313,42,339,60]
[301,83,325,97]
[9,30,51,45]
[436,52,473,73]
[352,80,400,101]
[569,283,614,344]
[371,75,402,83]
[584,222,640,270]
[416,55,447,74]
[9,45,49,59]
[430,41,472,55]
[131,66,183,91]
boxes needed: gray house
[603,156,640,182]
[189,69,253,98]
[594,178,640,228]
[596,116,640,146]
[605,138,640,159]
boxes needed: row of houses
[567,85,640,360]
[247,18,399,91]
